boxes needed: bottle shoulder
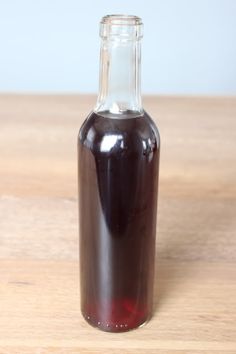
[78,111,160,155]
[143,110,160,146]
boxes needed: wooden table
[0,95,236,353]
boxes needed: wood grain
[0,95,236,353]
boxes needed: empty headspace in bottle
[100,15,143,40]
[95,15,143,116]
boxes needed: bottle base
[81,311,151,333]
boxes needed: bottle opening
[101,14,142,26]
[100,14,143,40]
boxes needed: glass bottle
[78,14,160,332]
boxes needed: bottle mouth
[100,14,143,40]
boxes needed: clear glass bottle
[78,15,160,332]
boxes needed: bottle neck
[95,38,143,116]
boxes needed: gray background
[1,0,235,94]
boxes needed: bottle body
[78,110,160,332]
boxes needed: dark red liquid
[78,111,160,332]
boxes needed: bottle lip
[101,14,143,26]
[100,14,143,40]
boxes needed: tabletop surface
[0,95,236,353]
